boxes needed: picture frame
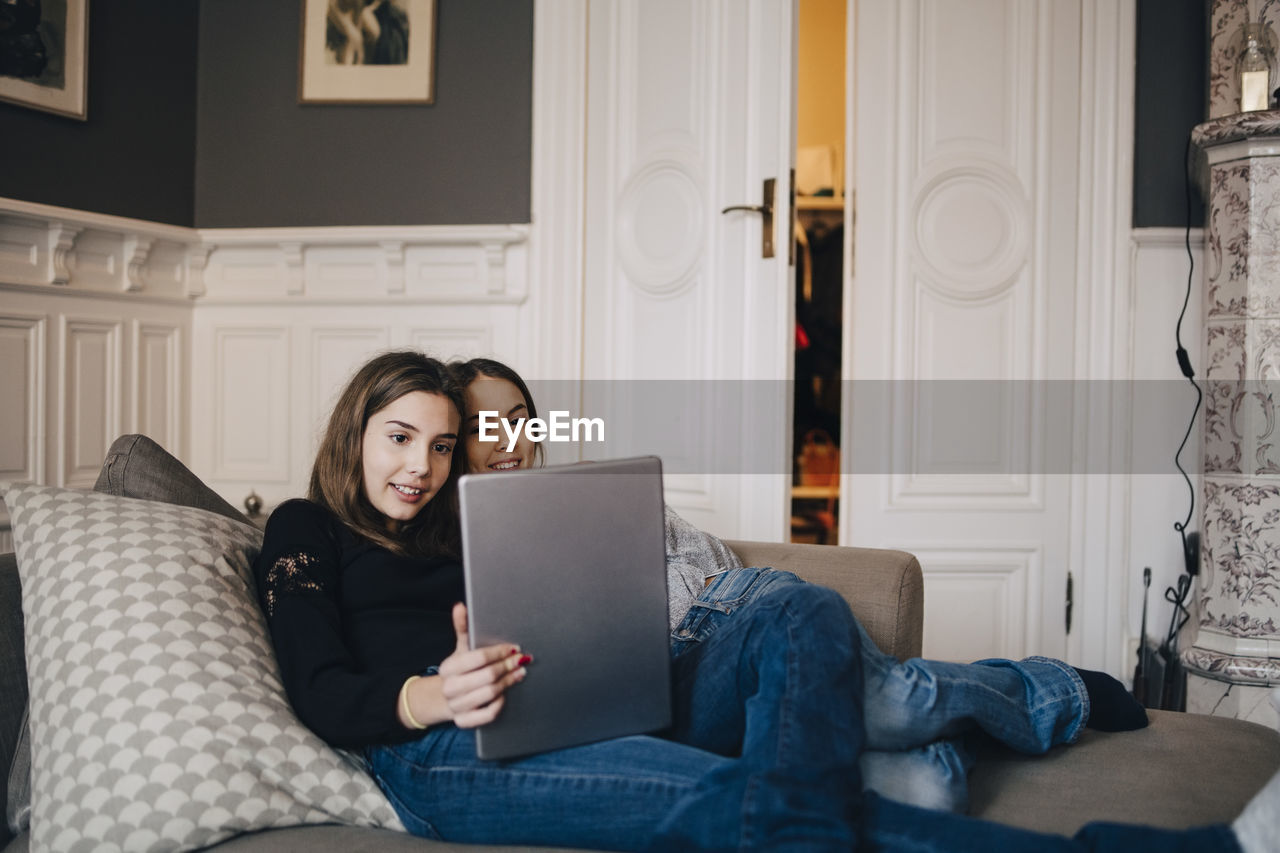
[298,0,436,105]
[0,0,89,120]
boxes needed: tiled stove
[1186,0,1280,727]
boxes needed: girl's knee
[749,582,860,650]
[784,581,855,625]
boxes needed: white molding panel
[308,327,391,445]
[408,326,492,358]
[198,225,529,305]
[0,313,46,484]
[0,197,200,299]
[60,316,122,489]
[0,200,194,509]
[211,326,291,483]
[133,321,183,453]
[909,543,1041,662]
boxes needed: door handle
[721,178,776,258]
[1065,572,1074,635]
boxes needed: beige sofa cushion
[726,540,923,661]
[970,708,1280,835]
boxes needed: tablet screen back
[458,456,671,760]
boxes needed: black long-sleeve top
[253,499,465,748]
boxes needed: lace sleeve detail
[263,551,326,617]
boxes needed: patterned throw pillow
[3,482,404,852]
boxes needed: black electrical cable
[1172,133,1202,578]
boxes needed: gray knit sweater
[663,506,743,630]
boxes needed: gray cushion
[969,708,1280,834]
[201,824,587,851]
[94,434,250,525]
[0,553,25,850]
[3,708,26,847]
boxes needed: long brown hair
[310,351,465,558]
[448,357,546,469]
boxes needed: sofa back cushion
[0,553,26,849]
[4,482,402,851]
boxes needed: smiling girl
[445,355,1278,853]
[251,349,1273,852]
[449,356,1153,803]
[254,350,875,849]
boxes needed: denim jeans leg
[664,571,865,850]
[680,568,1087,755]
[859,737,974,813]
[676,568,971,812]
[856,609,1088,753]
[365,727,725,851]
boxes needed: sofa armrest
[724,540,923,661]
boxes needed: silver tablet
[458,456,671,760]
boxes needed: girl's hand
[435,602,530,728]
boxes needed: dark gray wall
[194,0,532,227]
[0,2,1198,231]
[1133,0,1207,228]
[0,2,199,226]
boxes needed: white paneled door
[580,0,797,542]
[572,0,1134,670]
[847,0,1134,669]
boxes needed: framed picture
[299,0,436,104]
[0,0,89,120]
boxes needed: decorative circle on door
[616,160,706,296]
[912,164,1030,299]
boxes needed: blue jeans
[367,578,865,850]
[681,568,1087,813]
[364,577,1238,851]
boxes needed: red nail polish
[517,654,532,667]
[508,647,521,657]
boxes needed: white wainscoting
[0,199,197,544]
[1126,226,1205,667]
[0,198,532,538]
[190,224,531,512]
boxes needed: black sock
[1073,667,1149,731]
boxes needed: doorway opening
[790,0,848,544]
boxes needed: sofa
[1,434,1278,852]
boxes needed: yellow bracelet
[400,675,427,730]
